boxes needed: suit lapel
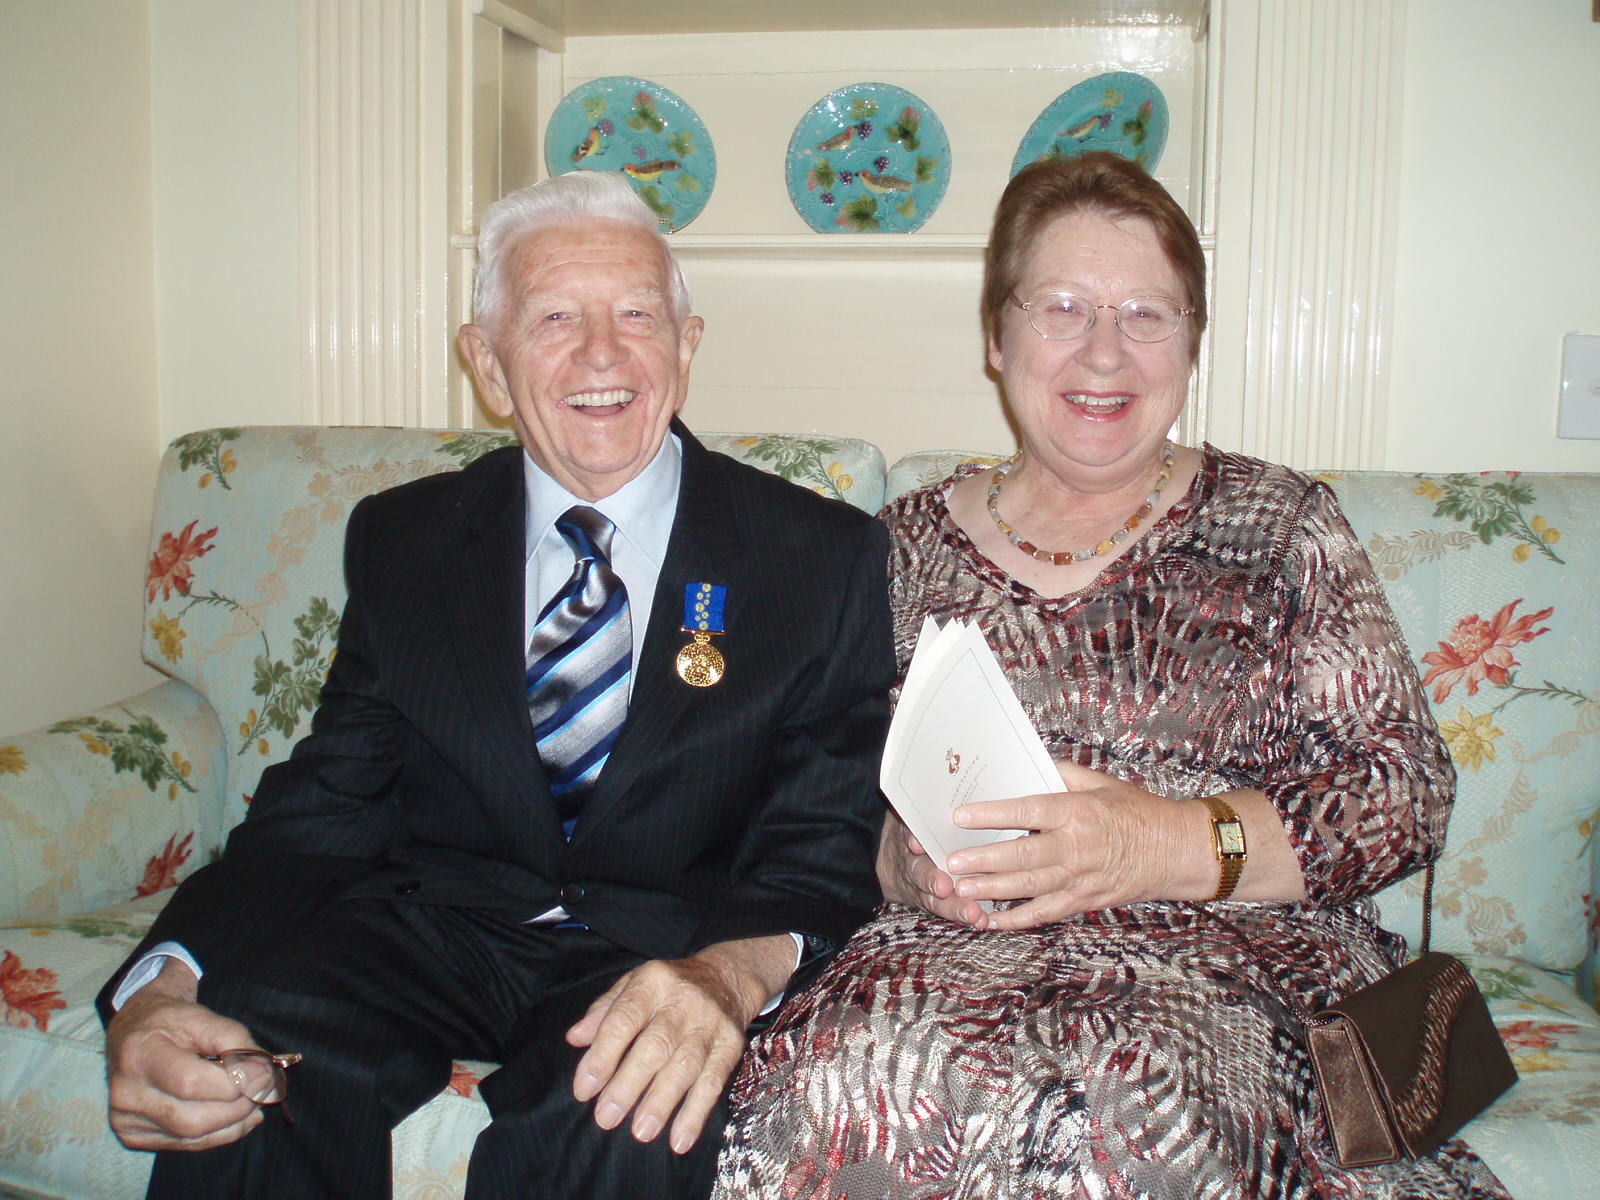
[573,426,741,833]
[440,449,564,841]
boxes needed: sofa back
[1328,467,1599,971]
[140,429,1598,973]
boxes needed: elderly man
[99,171,894,1199]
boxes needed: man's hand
[876,812,985,926]
[565,933,794,1154]
[105,960,267,1151]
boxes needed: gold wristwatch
[1202,795,1247,901]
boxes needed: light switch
[1557,333,1600,439]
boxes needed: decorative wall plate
[543,76,716,231]
[1010,72,1169,176]
[785,82,950,234]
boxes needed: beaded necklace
[985,442,1176,566]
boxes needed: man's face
[458,220,703,500]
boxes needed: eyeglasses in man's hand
[202,1049,303,1126]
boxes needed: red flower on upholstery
[447,1062,482,1097]
[135,832,195,897]
[146,520,218,602]
[1498,1019,1580,1051]
[1420,598,1553,703]
[1,950,67,1032]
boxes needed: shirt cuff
[756,932,807,1017]
[110,942,203,1011]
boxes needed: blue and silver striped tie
[525,506,631,839]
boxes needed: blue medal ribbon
[681,582,727,633]
[675,582,728,688]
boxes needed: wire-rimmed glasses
[1012,293,1192,344]
[203,1049,303,1126]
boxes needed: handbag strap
[1189,862,1436,1022]
[1419,862,1434,954]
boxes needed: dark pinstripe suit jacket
[101,423,894,1015]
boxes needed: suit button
[395,880,421,895]
[561,884,586,904]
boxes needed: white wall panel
[301,0,450,428]
[1207,0,1403,470]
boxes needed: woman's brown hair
[982,152,1207,364]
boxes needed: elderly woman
[712,154,1509,1198]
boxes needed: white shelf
[453,230,987,261]
[666,232,1217,262]
[514,0,1207,38]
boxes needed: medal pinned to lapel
[676,581,727,688]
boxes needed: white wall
[150,0,301,442]
[0,0,166,733]
[1388,0,1600,472]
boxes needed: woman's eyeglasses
[1012,293,1192,344]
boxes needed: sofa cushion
[1452,952,1600,1197]
[698,432,886,515]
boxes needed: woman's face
[990,210,1194,490]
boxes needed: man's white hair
[471,172,692,331]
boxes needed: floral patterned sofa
[1,426,1596,1200]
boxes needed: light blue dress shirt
[523,433,681,677]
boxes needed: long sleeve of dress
[1239,480,1454,904]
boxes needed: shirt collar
[522,432,682,566]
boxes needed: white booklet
[880,616,1065,877]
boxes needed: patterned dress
[713,447,1510,1199]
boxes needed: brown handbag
[1205,867,1518,1167]
[1305,947,1516,1165]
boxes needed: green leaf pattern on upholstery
[171,427,243,491]
[244,595,340,751]
[1424,473,1565,563]
[46,714,196,797]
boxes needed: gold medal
[675,630,725,687]
[677,581,727,687]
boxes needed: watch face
[1218,821,1247,857]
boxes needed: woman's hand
[940,759,1192,931]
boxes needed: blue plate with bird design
[544,76,716,232]
[785,82,950,234]
[1010,72,1169,176]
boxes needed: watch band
[1202,795,1248,901]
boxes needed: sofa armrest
[0,679,227,921]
